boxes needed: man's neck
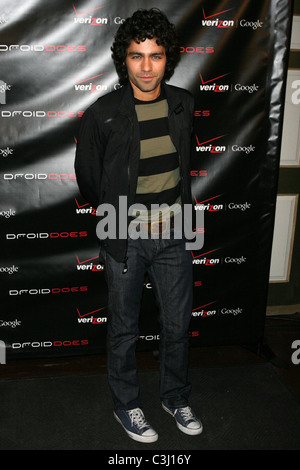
[130,82,162,102]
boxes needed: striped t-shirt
[134,91,181,221]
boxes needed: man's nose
[142,57,151,71]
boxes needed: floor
[1,313,300,404]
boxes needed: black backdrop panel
[0,0,293,359]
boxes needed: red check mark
[75,198,90,209]
[194,194,223,205]
[73,5,104,16]
[76,255,98,264]
[200,73,230,85]
[74,73,104,84]
[191,249,217,259]
[77,307,105,318]
[202,8,234,20]
[192,301,216,311]
[195,135,226,146]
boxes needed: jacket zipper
[122,116,134,274]
[169,105,185,202]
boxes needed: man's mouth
[138,75,155,79]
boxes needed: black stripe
[138,153,179,176]
[138,117,169,141]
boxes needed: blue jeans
[103,230,193,411]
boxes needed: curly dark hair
[111,8,180,86]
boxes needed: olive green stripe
[140,135,176,159]
[136,168,180,194]
[135,99,168,121]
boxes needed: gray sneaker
[162,403,203,435]
[114,408,158,443]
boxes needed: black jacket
[75,81,194,262]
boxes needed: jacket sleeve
[74,106,105,209]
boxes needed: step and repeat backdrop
[0,0,293,359]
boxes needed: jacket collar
[118,82,135,118]
[163,82,184,116]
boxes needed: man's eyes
[131,55,162,59]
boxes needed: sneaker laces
[176,406,194,422]
[128,409,149,430]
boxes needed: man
[75,8,202,443]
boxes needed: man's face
[125,38,167,101]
